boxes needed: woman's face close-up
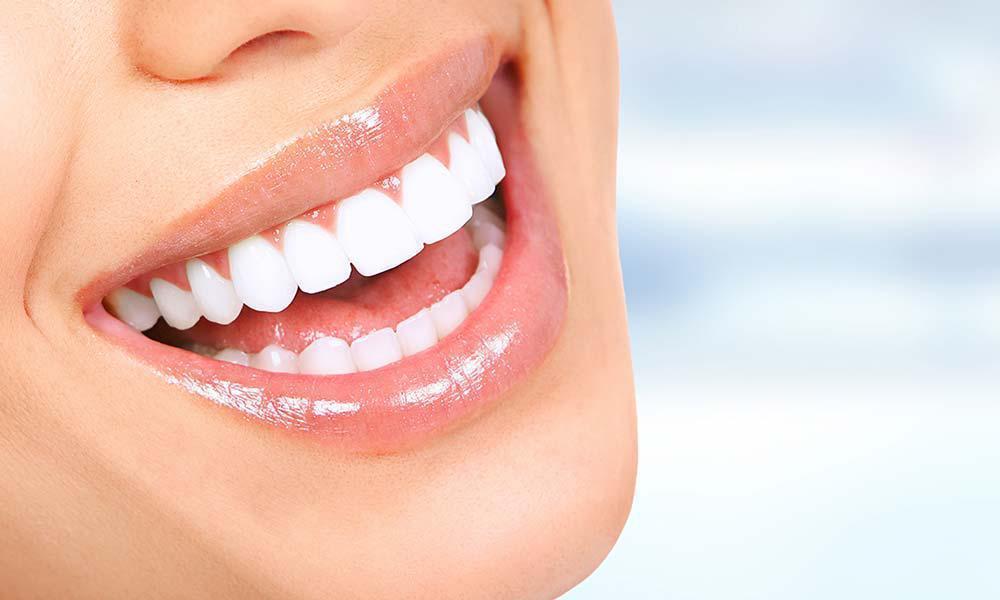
[0,1,635,597]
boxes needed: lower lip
[86,76,568,452]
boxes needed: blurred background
[569,1,1000,598]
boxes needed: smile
[82,40,568,451]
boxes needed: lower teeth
[178,200,506,374]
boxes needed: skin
[0,1,635,598]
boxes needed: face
[0,1,635,597]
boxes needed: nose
[127,0,367,81]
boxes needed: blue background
[569,2,1000,597]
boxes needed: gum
[148,227,479,353]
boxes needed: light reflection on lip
[399,379,454,408]
[313,400,363,417]
[86,62,567,453]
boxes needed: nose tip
[127,0,366,82]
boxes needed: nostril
[131,28,315,83]
[227,30,313,63]
[210,29,317,79]
[127,2,368,83]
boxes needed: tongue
[160,228,478,353]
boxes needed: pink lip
[80,38,500,306]
[84,54,568,452]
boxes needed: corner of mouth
[84,50,569,452]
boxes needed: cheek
[0,6,93,310]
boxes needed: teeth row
[106,107,505,332]
[196,225,505,375]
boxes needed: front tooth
[429,291,469,338]
[106,287,161,331]
[400,154,473,244]
[336,189,423,276]
[149,278,201,330]
[395,308,438,356]
[299,337,357,375]
[214,348,250,366]
[447,133,495,204]
[461,269,493,311]
[282,220,352,294]
[250,344,298,373]
[465,108,505,184]
[350,328,404,372]
[229,236,298,312]
[186,259,242,325]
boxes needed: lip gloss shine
[85,54,568,453]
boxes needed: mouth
[82,41,567,452]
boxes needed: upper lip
[83,43,570,452]
[79,37,499,310]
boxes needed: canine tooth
[149,278,201,330]
[299,337,357,375]
[461,269,493,311]
[282,220,352,294]
[250,344,298,374]
[447,133,495,204]
[401,154,473,244]
[214,348,250,366]
[465,108,505,184]
[430,291,468,338]
[350,328,404,372]
[229,236,298,312]
[336,189,423,276]
[479,243,503,280]
[473,221,506,250]
[186,259,242,325]
[106,288,160,331]
[395,308,438,356]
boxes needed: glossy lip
[84,53,568,452]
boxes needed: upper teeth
[106,107,505,332]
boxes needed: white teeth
[336,189,423,277]
[214,348,250,366]
[175,213,505,373]
[106,287,161,331]
[229,236,298,313]
[479,243,504,280]
[112,109,508,346]
[461,268,493,311]
[149,278,201,330]
[299,337,357,375]
[250,344,298,374]
[282,220,352,294]
[186,259,242,325]
[447,132,495,204]
[395,308,438,356]
[430,291,469,339]
[465,108,506,184]
[400,154,473,244]
[473,221,506,250]
[350,328,404,372]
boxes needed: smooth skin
[0,1,635,598]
